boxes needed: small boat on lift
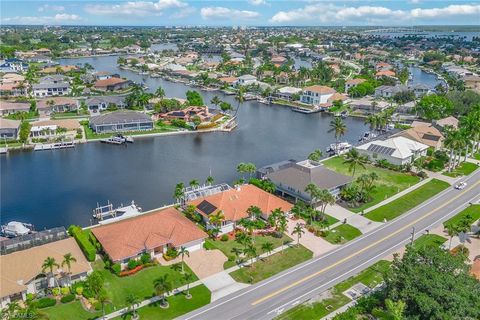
[1,221,34,237]
[326,142,352,155]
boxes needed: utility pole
[410,227,415,245]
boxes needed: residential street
[179,170,480,320]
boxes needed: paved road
[179,170,480,320]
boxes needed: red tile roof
[91,207,207,262]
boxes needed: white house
[32,76,70,97]
[356,136,428,166]
[236,74,257,86]
[300,85,336,105]
[276,86,302,101]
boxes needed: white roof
[356,136,428,159]
[238,74,256,80]
[278,86,302,94]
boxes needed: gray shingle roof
[89,111,152,126]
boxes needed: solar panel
[367,144,395,155]
[197,200,217,215]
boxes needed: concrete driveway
[202,271,250,301]
[185,249,228,279]
[286,218,339,256]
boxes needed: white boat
[34,141,75,151]
[1,221,34,237]
[93,201,143,224]
[257,97,271,105]
[326,142,352,155]
[100,134,134,145]
[359,132,377,142]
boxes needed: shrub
[140,253,151,265]
[26,293,36,301]
[61,287,70,295]
[127,259,139,270]
[417,171,428,179]
[52,287,61,296]
[204,241,215,250]
[111,263,121,275]
[36,297,56,309]
[166,247,178,259]
[227,255,235,262]
[60,294,75,304]
[75,287,84,296]
[68,225,96,261]
[119,265,143,277]
[220,234,229,241]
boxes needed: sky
[1,0,480,26]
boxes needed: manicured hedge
[68,226,96,261]
[60,294,75,304]
[119,265,143,277]
[36,297,56,309]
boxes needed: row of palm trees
[41,253,77,289]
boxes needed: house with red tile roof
[91,207,207,267]
[94,78,132,92]
[300,85,337,106]
[188,184,293,234]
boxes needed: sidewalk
[324,204,382,234]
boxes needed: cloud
[85,0,187,17]
[269,3,480,24]
[249,0,267,5]
[38,4,65,12]
[201,7,260,20]
[2,13,81,25]
[171,6,196,19]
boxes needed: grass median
[443,162,479,177]
[364,179,450,222]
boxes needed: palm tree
[308,149,323,162]
[384,299,406,320]
[446,224,460,250]
[305,183,320,206]
[244,245,257,266]
[247,206,262,220]
[261,241,274,256]
[189,179,199,188]
[126,293,141,320]
[178,247,190,273]
[174,182,185,203]
[210,96,221,108]
[328,117,347,153]
[291,223,305,246]
[317,189,335,219]
[233,86,245,118]
[41,257,59,289]
[61,253,77,285]
[183,272,195,299]
[155,86,165,99]
[153,275,173,308]
[231,247,243,265]
[343,149,368,177]
[97,289,111,319]
[206,175,214,185]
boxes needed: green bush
[36,297,57,309]
[140,253,151,264]
[60,287,70,295]
[75,287,84,296]
[204,241,215,250]
[68,225,96,261]
[60,294,75,304]
[52,287,61,296]
[111,263,121,275]
[166,247,178,258]
[127,259,139,270]
[220,234,229,241]
[26,293,36,301]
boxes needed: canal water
[1,55,370,229]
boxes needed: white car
[454,182,467,190]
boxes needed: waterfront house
[374,85,408,99]
[218,76,238,87]
[91,207,207,268]
[85,96,127,113]
[40,65,78,74]
[37,97,78,115]
[375,62,393,72]
[94,78,132,92]
[356,136,428,166]
[0,83,27,97]
[345,78,366,93]
[159,106,214,123]
[32,76,70,97]
[463,75,480,93]
[276,86,302,101]
[300,85,336,106]
[349,98,390,113]
[0,101,31,115]
[392,124,444,150]
[435,116,459,130]
[409,83,430,97]
[30,119,81,140]
[236,74,257,86]
[89,111,153,133]
[1,73,25,85]
[261,159,353,202]
[0,58,28,73]
[375,70,396,79]
[0,238,91,308]
[0,118,21,140]
[188,184,292,235]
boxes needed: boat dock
[100,135,134,145]
[34,141,75,151]
[292,107,321,114]
[93,200,142,224]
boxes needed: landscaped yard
[310,214,339,228]
[230,245,313,284]
[81,122,182,140]
[322,157,421,213]
[322,224,362,244]
[443,162,479,177]
[276,260,390,320]
[92,259,198,309]
[43,300,100,320]
[443,204,480,229]
[474,153,480,161]
[364,179,450,222]
[413,234,447,249]
[205,234,293,269]
[116,285,211,320]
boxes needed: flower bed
[119,265,144,277]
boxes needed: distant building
[0,118,21,140]
[0,101,30,115]
[37,97,78,114]
[85,96,127,113]
[89,111,153,133]
[260,159,353,202]
[464,75,480,93]
[345,78,366,93]
[0,83,26,97]
[0,58,28,73]
[356,136,428,166]
[32,76,70,97]
[300,85,336,105]
[374,85,408,99]
[435,116,459,130]
[236,74,257,86]
[159,106,214,123]
[276,86,302,101]
[93,78,132,92]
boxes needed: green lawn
[311,214,339,228]
[82,123,181,140]
[277,260,390,320]
[365,179,450,222]
[322,224,362,244]
[413,234,447,249]
[43,300,100,320]
[116,285,211,320]
[205,234,293,269]
[230,245,313,284]
[443,204,480,229]
[322,157,421,212]
[443,162,479,177]
[92,260,198,309]
[474,153,480,161]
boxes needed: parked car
[454,182,467,190]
